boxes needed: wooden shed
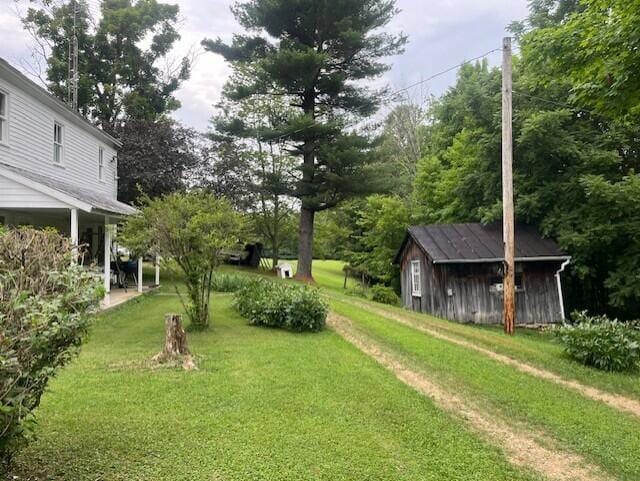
[394,223,570,325]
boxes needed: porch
[0,162,158,300]
[0,207,159,296]
[101,285,155,310]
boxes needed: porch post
[155,255,160,286]
[70,208,79,261]
[137,256,143,293]
[104,218,111,294]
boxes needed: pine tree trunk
[296,88,316,282]
[296,206,315,281]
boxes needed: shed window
[98,147,104,181]
[411,260,422,297]
[0,91,7,144]
[490,273,524,292]
[53,122,64,164]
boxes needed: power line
[260,46,503,142]
[512,91,594,115]
[384,47,502,101]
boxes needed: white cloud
[0,0,530,130]
[168,0,237,130]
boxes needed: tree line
[25,0,640,318]
[317,0,640,319]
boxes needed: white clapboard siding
[0,76,117,199]
[0,174,69,208]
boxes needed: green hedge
[555,311,640,372]
[233,279,327,332]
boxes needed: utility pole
[68,0,79,111]
[502,36,515,335]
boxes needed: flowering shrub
[233,279,327,332]
[0,228,102,467]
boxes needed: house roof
[395,223,570,264]
[0,162,137,217]
[0,57,121,149]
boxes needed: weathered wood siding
[399,238,563,324]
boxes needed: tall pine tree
[203,0,406,280]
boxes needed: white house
[0,57,152,300]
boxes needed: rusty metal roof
[396,223,569,264]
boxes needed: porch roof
[0,162,138,217]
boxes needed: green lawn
[308,260,640,400]
[11,260,640,480]
[12,289,537,481]
[331,300,640,481]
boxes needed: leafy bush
[234,279,327,332]
[121,192,247,329]
[555,311,640,372]
[0,228,102,466]
[211,272,248,292]
[369,284,399,305]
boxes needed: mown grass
[310,260,640,400]
[332,299,640,481]
[357,299,640,399]
[11,291,537,481]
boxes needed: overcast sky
[1,0,529,131]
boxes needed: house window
[411,260,422,297]
[0,91,7,144]
[98,147,104,181]
[53,122,64,164]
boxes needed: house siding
[0,75,117,199]
[399,237,563,325]
[0,175,69,208]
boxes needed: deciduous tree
[24,0,189,134]
[116,119,202,204]
[121,192,247,329]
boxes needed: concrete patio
[100,285,155,310]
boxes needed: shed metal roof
[396,223,569,264]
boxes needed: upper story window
[411,260,422,297]
[53,122,64,164]
[0,91,7,145]
[98,147,105,181]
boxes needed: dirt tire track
[340,298,640,419]
[328,312,612,481]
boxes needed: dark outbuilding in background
[395,223,570,325]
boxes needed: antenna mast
[68,0,79,111]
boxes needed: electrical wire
[260,46,503,142]
[512,91,594,115]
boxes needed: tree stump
[152,314,197,370]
